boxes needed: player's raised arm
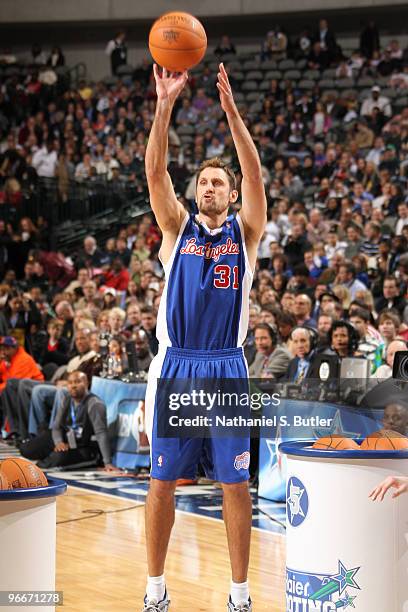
[216,63,267,246]
[145,65,188,233]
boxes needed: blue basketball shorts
[145,346,250,483]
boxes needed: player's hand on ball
[217,63,236,114]
[153,64,188,104]
[369,476,408,501]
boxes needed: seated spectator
[320,320,359,359]
[375,275,405,317]
[107,307,126,338]
[359,221,382,257]
[382,402,408,436]
[308,42,329,71]
[104,257,130,292]
[76,236,106,269]
[261,27,287,61]
[3,290,42,353]
[20,371,115,470]
[286,327,317,382]
[0,336,44,438]
[140,306,158,356]
[284,222,312,269]
[214,35,236,57]
[378,310,403,347]
[349,308,384,371]
[33,318,70,372]
[249,324,291,378]
[316,312,335,349]
[334,260,367,300]
[128,329,154,373]
[293,294,317,328]
[371,339,407,380]
[361,87,392,119]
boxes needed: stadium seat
[116,64,134,76]
[246,70,263,81]
[335,78,355,89]
[243,60,260,70]
[304,69,320,80]
[298,79,316,90]
[318,79,336,89]
[261,60,278,70]
[284,70,301,80]
[278,59,296,70]
[241,80,258,91]
[264,70,282,80]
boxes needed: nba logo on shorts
[234,451,250,471]
[157,455,163,468]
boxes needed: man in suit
[249,324,291,378]
[375,275,406,318]
[286,327,315,382]
[314,19,338,63]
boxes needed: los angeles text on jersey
[180,237,240,262]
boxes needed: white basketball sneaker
[227,596,252,611]
[142,591,170,611]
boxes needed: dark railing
[0,177,151,250]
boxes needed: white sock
[230,580,249,606]
[146,574,166,602]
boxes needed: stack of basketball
[0,457,48,490]
[312,430,408,451]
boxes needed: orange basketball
[0,469,12,490]
[360,429,408,451]
[312,434,360,450]
[0,458,48,489]
[149,11,207,72]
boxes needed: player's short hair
[196,157,236,191]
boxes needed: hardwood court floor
[56,486,285,611]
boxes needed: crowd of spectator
[0,17,407,468]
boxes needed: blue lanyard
[70,401,78,430]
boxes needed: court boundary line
[65,483,285,536]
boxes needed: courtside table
[280,441,408,611]
[0,477,66,611]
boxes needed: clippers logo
[234,451,250,471]
[286,476,309,527]
[157,455,163,468]
[180,237,240,262]
[162,30,180,44]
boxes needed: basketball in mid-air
[360,429,408,451]
[312,434,360,450]
[0,457,48,489]
[149,11,207,72]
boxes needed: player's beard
[198,194,229,215]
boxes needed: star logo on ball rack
[286,476,308,527]
[286,560,361,610]
[310,560,361,602]
[313,409,361,441]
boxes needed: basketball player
[142,63,266,612]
